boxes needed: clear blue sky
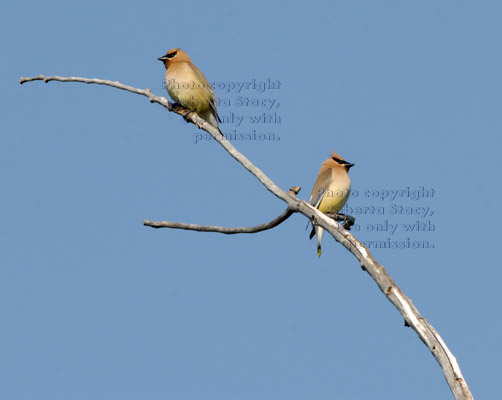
[2,1,501,399]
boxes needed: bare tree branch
[20,75,473,400]
[144,207,293,233]
[144,187,299,233]
[20,74,168,105]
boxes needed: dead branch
[143,187,299,233]
[20,74,473,400]
[143,207,293,233]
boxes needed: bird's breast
[317,179,351,214]
[164,64,213,114]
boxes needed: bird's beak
[345,163,355,170]
[157,56,168,62]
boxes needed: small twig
[20,74,170,107]
[143,187,300,233]
[18,75,212,128]
[143,208,293,233]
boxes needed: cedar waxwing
[158,48,222,134]
[309,152,354,257]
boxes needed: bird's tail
[309,224,324,257]
[202,110,224,136]
[308,223,315,240]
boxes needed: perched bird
[158,48,222,133]
[309,152,354,257]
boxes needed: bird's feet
[326,213,356,230]
[171,103,200,126]
[337,213,356,230]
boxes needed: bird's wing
[309,166,333,208]
[190,63,221,122]
[210,96,221,123]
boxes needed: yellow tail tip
[317,247,322,257]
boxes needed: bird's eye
[166,51,177,58]
[332,157,343,163]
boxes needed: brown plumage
[309,151,354,257]
[158,48,221,133]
